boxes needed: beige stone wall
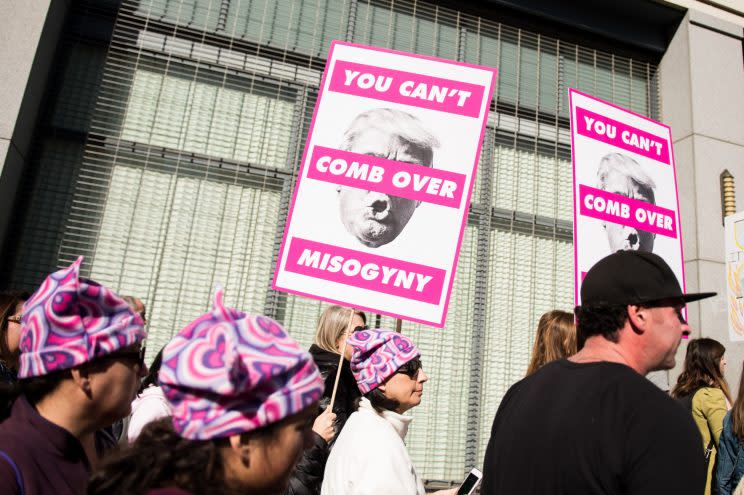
[659,5,744,394]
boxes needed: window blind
[6,0,659,483]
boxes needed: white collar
[358,397,413,440]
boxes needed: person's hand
[312,408,337,443]
[429,489,458,495]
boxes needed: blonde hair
[313,305,366,354]
[526,310,577,376]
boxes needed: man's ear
[229,433,252,466]
[377,383,387,393]
[70,366,92,397]
[626,305,648,335]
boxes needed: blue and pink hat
[18,257,146,378]
[158,288,323,440]
[349,329,420,394]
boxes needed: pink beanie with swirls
[158,287,323,440]
[18,256,146,378]
[349,329,420,394]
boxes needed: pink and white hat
[159,287,323,440]
[349,329,420,394]
[18,256,146,378]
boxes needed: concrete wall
[0,0,68,261]
[659,7,744,394]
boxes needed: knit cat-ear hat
[349,329,420,394]
[158,287,324,440]
[18,256,146,378]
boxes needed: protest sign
[725,211,744,341]
[273,41,496,327]
[569,89,686,305]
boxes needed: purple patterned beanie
[159,287,323,440]
[18,256,146,378]
[349,329,420,394]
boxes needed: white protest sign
[273,41,496,327]
[569,89,686,305]
[725,211,744,341]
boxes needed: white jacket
[127,386,170,442]
[321,397,425,495]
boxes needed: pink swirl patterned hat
[159,287,323,440]
[349,329,420,394]
[18,256,146,378]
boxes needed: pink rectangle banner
[273,41,497,327]
[579,184,677,238]
[329,60,485,118]
[569,88,685,308]
[285,237,446,304]
[575,106,671,165]
[307,146,466,208]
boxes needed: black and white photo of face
[601,167,656,252]
[338,126,434,248]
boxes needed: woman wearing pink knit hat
[0,257,148,495]
[321,329,455,495]
[88,288,325,495]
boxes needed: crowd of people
[0,250,741,494]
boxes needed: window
[12,0,658,483]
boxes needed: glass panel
[120,68,295,169]
[492,141,573,222]
[89,165,282,359]
[476,231,574,464]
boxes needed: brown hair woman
[672,338,732,495]
[526,310,577,376]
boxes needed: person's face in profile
[602,168,655,252]
[338,127,433,248]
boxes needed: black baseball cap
[580,250,716,307]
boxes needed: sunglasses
[395,358,423,378]
[643,301,687,324]
[108,346,147,368]
[353,325,369,333]
[6,314,22,324]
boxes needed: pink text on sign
[329,60,486,118]
[579,184,677,238]
[306,146,466,209]
[575,107,671,165]
[285,237,445,305]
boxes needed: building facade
[1,0,742,484]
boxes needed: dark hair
[731,362,744,438]
[355,387,400,413]
[672,338,732,403]
[88,418,230,495]
[0,291,30,370]
[526,310,577,375]
[573,304,627,349]
[138,348,164,395]
[88,415,286,495]
[0,368,72,420]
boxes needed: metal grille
[9,0,659,482]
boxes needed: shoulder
[338,410,401,447]
[694,387,727,402]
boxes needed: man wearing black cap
[480,250,714,495]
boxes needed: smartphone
[456,468,482,495]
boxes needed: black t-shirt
[480,359,705,495]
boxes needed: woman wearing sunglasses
[321,329,454,495]
[285,305,367,495]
